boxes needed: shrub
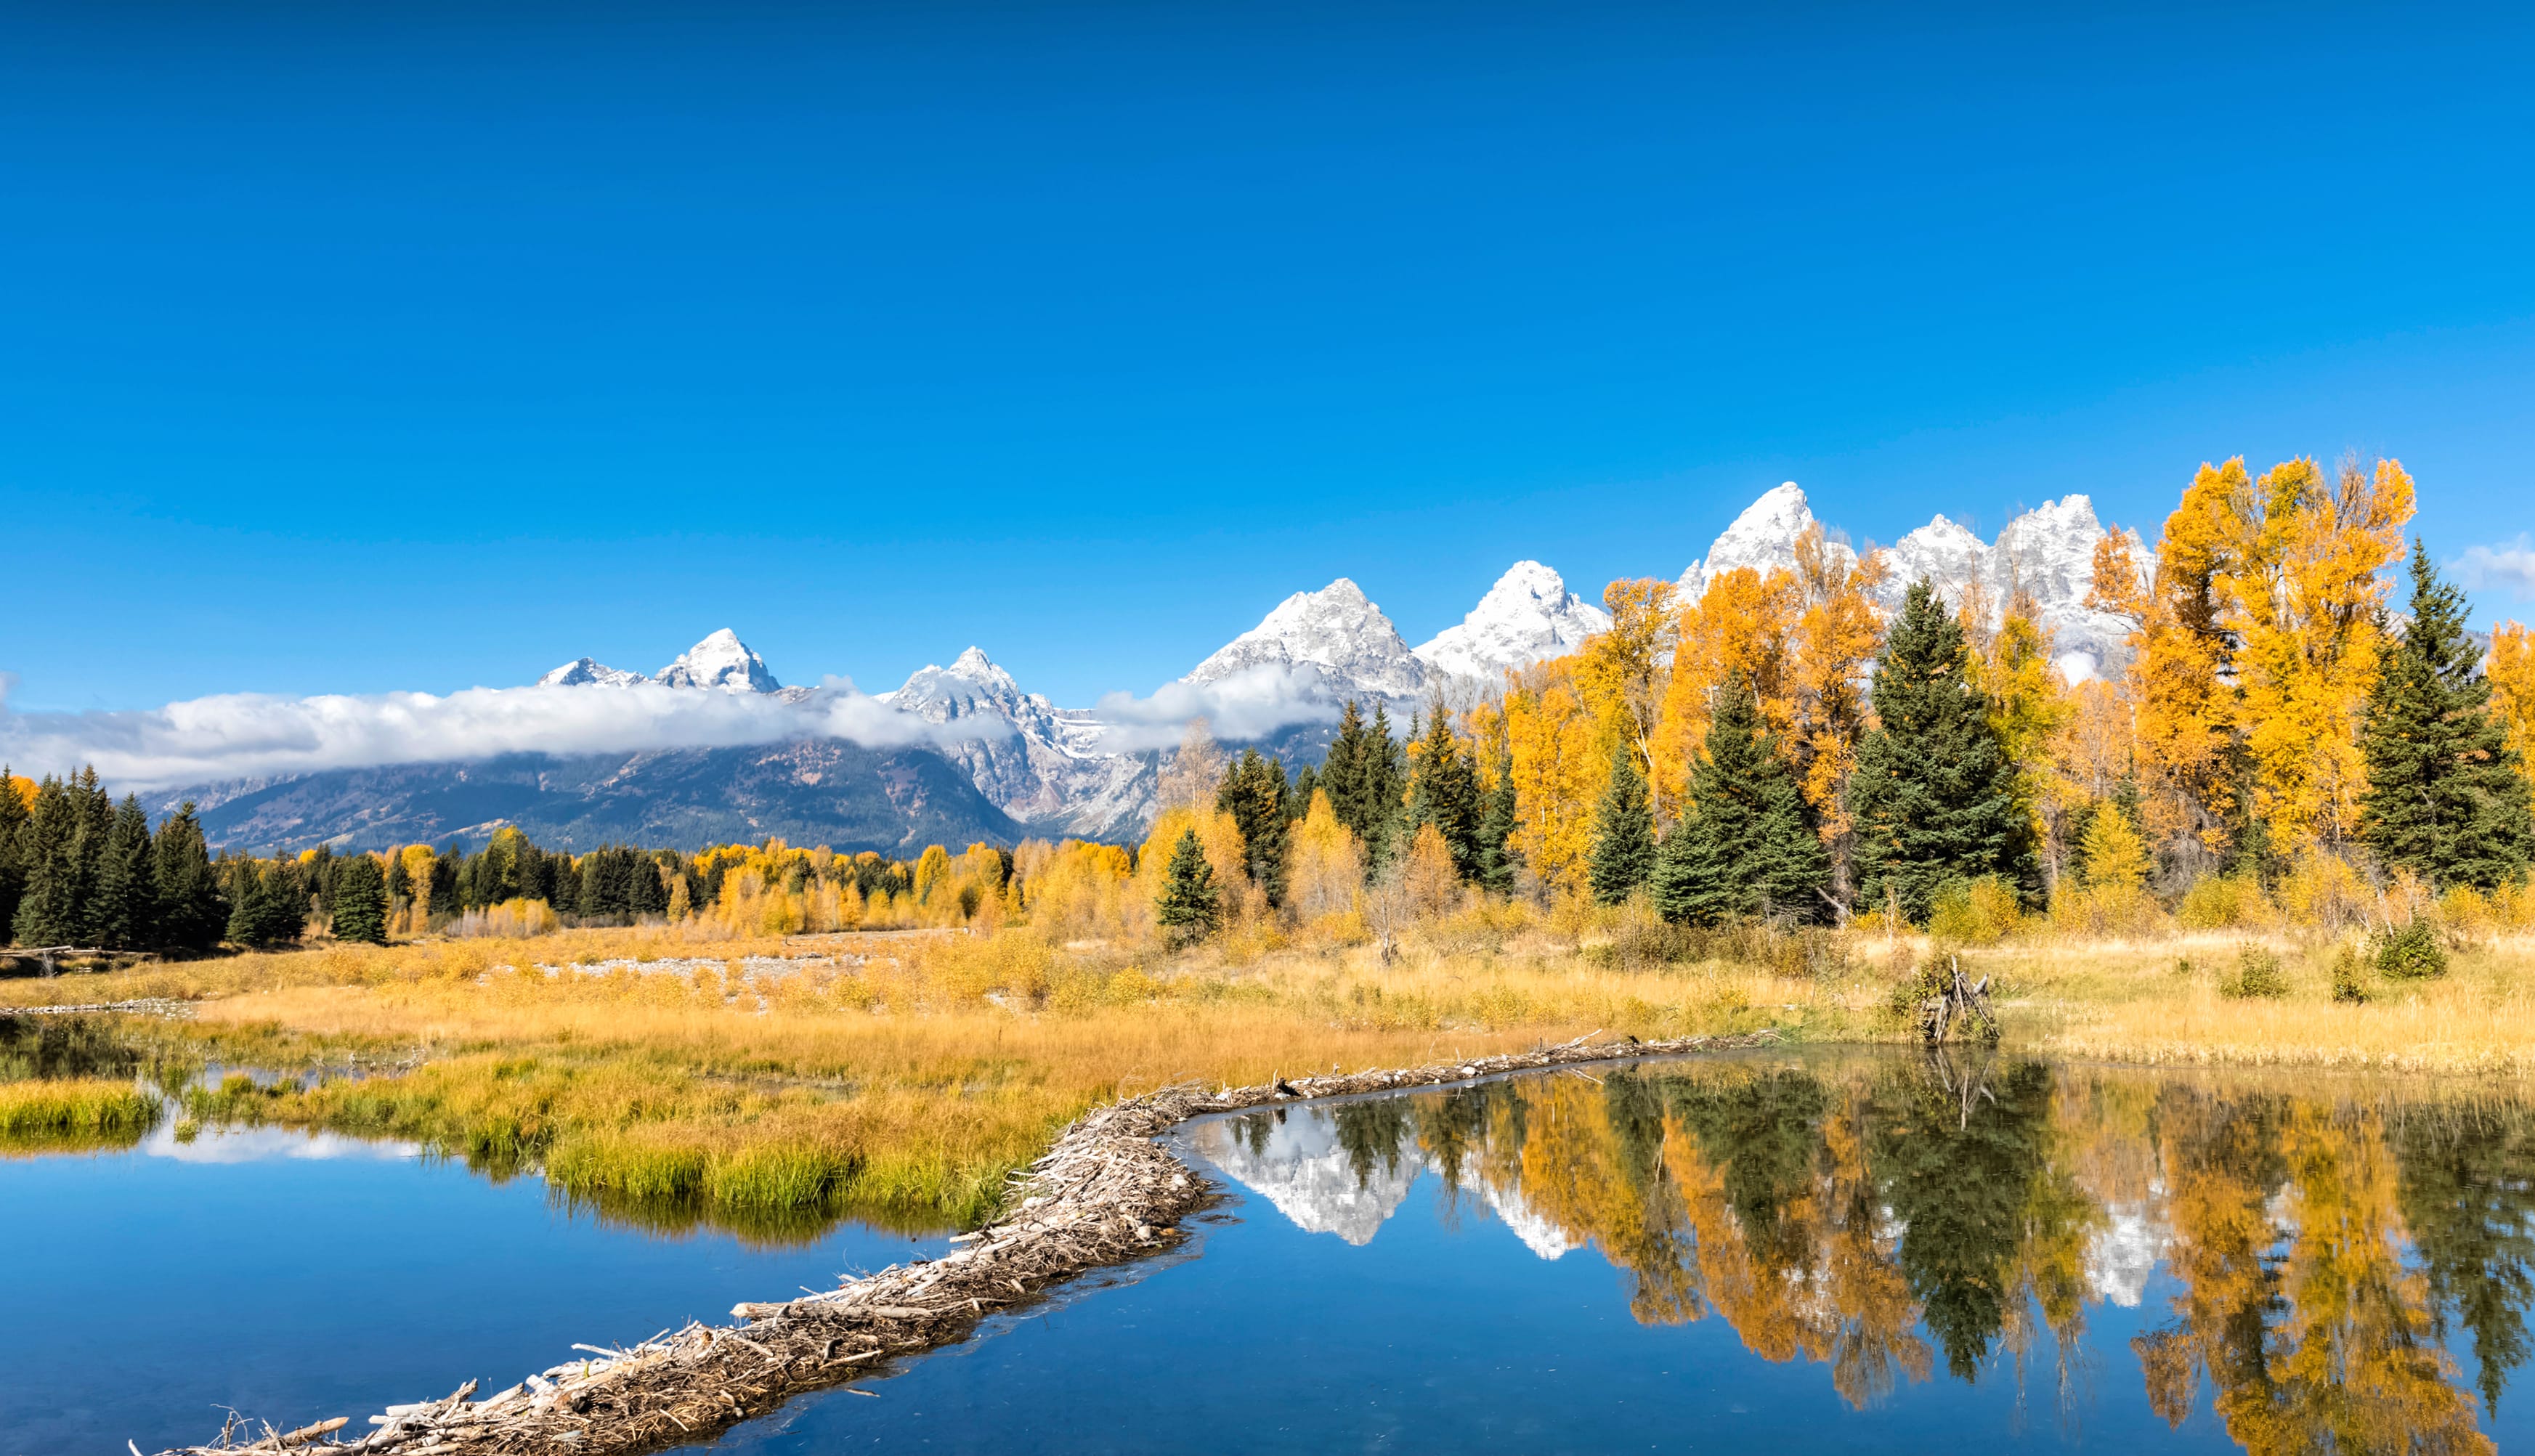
[2278,853,2368,931]
[1928,877,2021,945]
[2373,919,2449,981]
[2222,943,2289,1000]
[2176,875,2268,930]
[2330,940,2372,1004]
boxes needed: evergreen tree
[91,796,158,950]
[1216,750,1292,907]
[2360,542,2535,890]
[1153,828,1221,944]
[11,775,77,946]
[1321,700,1407,879]
[1407,709,1485,882]
[1652,674,1830,925]
[303,844,336,919]
[331,853,388,945]
[151,805,226,954]
[1476,752,1522,897]
[1290,762,1319,812]
[0,765,28,939]
[65,767,112,945]
[1588,739,1658,906]
[1850,579,2035,922]
[226,860,306,949]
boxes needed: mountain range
[158,484,2134,855]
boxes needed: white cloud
[1084,664,1344,751]
[0,680,1005,793]
[2454,536,2535,601]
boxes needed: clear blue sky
[7,1,2534,712]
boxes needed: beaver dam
[145,1030,1776,1455]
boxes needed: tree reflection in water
[1203,1051,2535,1452]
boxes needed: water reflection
[1191,1051,2535,1452]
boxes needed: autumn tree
[1652,672,1830,925]
[1655,564,1798,813]
[1155,717,1227,815]
[1504,661,1601,898]
[1588,738,1657,906]
[2358,542,2534,889]
[1850,581,2035,922]
[2078,800,2150,890]
[1575,577,1679,818]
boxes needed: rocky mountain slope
[879,648,1154,840]
[1412,561,1611,686]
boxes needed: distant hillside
[153,739,1028,856]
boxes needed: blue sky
[6,1,2534,712]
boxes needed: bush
[2176,875,2268,930]
[2222,943,2288,1000]
[2330,940,2372,1004]
[2374,919,2449,981]
[1928,877,2021,945]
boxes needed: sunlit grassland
[0,1076,160,1154]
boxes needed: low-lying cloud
[2455,536,2535,601]
[0,680,1009,794]
[1087,664,1345,752]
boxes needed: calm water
[0,1019,949,1455]
[709,1049,2535,1454]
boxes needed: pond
[706,1046,2535,1455]
[0,1017,950,1454]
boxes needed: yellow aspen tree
[1287,790,1364,919]
[1573,578,1678,818]
[1786,527,1889,850]
[2080,802,2151,890]
[2216,457,2412,852]
[1651,564,1800,808]
[1503,658,1602,898]
[1967,587,2072,843]
[2489,622,2535,773]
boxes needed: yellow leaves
[1011,839,1135,943]
[1401,822,1461,919]
[1288,789,1363,919]
[1137,805,1244,922]
[2078,803,2149,890]
[2488,622,2535,769]
[1654,564,1800,809]
[2,774,32,813]
[912,845,953,903]
[1575,577,1679,805]
[1503,658,1602,899]
[1968,602,2070,831]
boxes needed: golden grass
[0,1076,161,1153]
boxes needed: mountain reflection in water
[1189,1051,2535,1453]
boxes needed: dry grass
[0,1076,161,1153]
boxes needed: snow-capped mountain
[880,647,1153,839]
[1681,484,2140,680]
[1184,578,1430,701]
[654,628,784,694]
[537,657,648,688]
[1413,561,1612,686]
[1187,1107,1577,1258]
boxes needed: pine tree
[65,767,112,945]
[1408,709,1484,882]
[1321,701,1407,879]
[1217,750,1292,907]
[226,860,306,949]
[151,805,226,953]
[91,796,158,950]
[2360,542,2535,890]
[1476,753,1523,897]
[1154,828,1222,944]
[1851,579,2036,922]
[1588,739,1658,906]
[1652,673,1830,925]
[11,775,76,946]
[332,853,389,945]
[0,765,28,939]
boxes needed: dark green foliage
[91,796,158,951]
[1290,763,1319,813]
[576,845,668,920]
[1476,752,1521,896]
[2223,943,2289,999]
[224,858,306,949]
[1652,674,1832,926]
[1217,750,1292,907]
[1851,580,2036,922]
[1320,700,1406,879]
[2375,919,2448,980]
[65,768,113,945]
[1871,1057,2063,1380]
[1406,709,1485,882]
[1587,740,1657,906]
[2394,1105,2535,1414]
[1332,1098,1414,1187]
[0,765,28,937]
[2361,542,2535,890]
[1154,828,1221,944]
[1671,1069,1830,1266]
[151,805,227,954]
[11,775,79,946]
[331,853,389,944]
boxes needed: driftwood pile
[1915,955,1997,1046]
[151,1028,1781,1456]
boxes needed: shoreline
[149,1028,1786,1456]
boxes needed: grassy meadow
[7,906,2534,1232]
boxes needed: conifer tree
[332,853,389,945]
[1588,739,1658,906]
[151,805,226,953]
[1476,753,1522,897]
[2077,800,2151,890]
[2360,542,2535,890]
[11,775,76,946]
[1154,828,1222,944]
[0,765,28,939]
[66,767,112,945]
[1321,700,1406,879]
[1851,579,2035,922]
[1652,673,1830,925]
[1408,709,1484,882]
[1216,750,1292,907]
[92,796,158,950]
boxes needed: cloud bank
[0,680,1004,794]
[1086,664,1346,752]
[2455,536,2535,601]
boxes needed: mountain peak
[536,656,645,688]
[1185,579,1426,699]
[1682,481,1853,595]
[1415,561,1611,684]
[946,646,1017,688]
[654,629,782,694]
